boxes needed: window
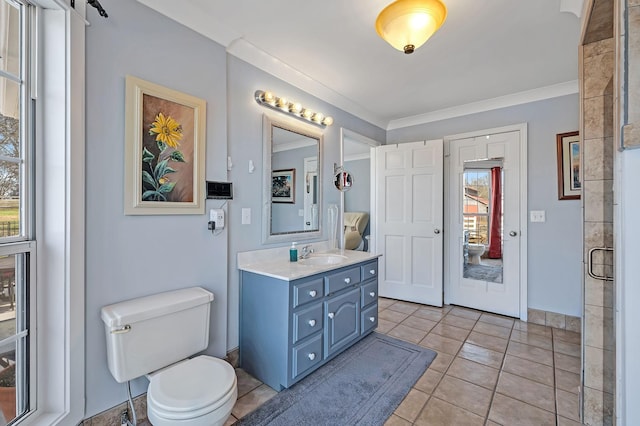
[0,0,35,423]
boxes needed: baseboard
[527,307,581,332]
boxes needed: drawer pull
[328,312,335,319]
[309,290,317,297]
[369,269,376,275]
[369,291,376,297]
[308,319,316,327]
[308,353,316,361]
[344,277,351,284]
[369,316,375,322]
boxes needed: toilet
[467,243,486,265]
[101,287,237,426]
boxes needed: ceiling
[137,0,584,130]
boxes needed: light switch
[530,210,546,223]
[242,208,251,225]
[298,209,304,217]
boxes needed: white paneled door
[375,140,444,306]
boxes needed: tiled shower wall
[580,36,616,425]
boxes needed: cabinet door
[324,287,360,358]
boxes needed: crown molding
[386,80,579,130]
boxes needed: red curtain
[488,167,502,259]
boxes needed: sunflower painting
[125,76,206,215]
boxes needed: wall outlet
[530,210,546,223]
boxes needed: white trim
[560,0,585,18]
[443,123,528,321]
[388,82,578,130]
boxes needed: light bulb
[312,113,324,123]
[322,116,334,126]
[302,109,314,119]
[262,91,275,105]
[289,102,302,114]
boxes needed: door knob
[434,229,441,234]
[328,312,335,319]
[509,231,518,237]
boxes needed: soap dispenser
[290,242,298,262]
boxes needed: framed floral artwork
[124,76,206,214]
[271,169,295,203]
[556,131,581,200]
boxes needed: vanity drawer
[361,261,378,281]
[292,303,323,344]
[361,303,378,335]
[325,266,361,295]
[361,281,378,308]
[292,334,323,380]
[292,278,324,308]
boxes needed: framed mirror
[262,114,323,244]
[333,168,354,192]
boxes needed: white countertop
[238,244,381,281]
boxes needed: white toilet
[467,243,486,265]
[101,287,237,426]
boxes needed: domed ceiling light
[375,0,447,54]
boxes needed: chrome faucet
[300,245,314,259]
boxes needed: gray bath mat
[237,332,437,426]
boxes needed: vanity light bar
[254,90,334,127]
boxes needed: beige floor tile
[510,329,553,350]
[446,357,499,390]
[472,321,512,339]
[485,421,501,426]
[419,332,464,355]
[414,397,485,426]
[401,315,438,332]
[555,368,581,394]
[394,388,430,422]
[502,354,554,387]
[384,414,412,426]
[553,328,581,345]
[449,306,482,320]
[231,384,278,419]
[378,298,396,309]
[506,340,554,366]
[441,314,477,330]
[557,415,583,426]
[223,415,237,426]
[556,389,581,421]
[426,350,454,373]
[388,324,428,344]
[479,312,515,329]
[513,321,552,337]
[554,340,581,357]
[387,301,420,315]
[235,368,262,398]
[466,331,509,353]
[414,369,443,394]
[555,352,581,374]
[457,342,504,369]
[433,375,493,417]
[376,318,398,334]
[496,371,555,413]
[489,393,556,426]
[430,323,471,341]
[379,309,409,323]
[412,308,446,322]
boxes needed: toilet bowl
[467,244,485,265]
[147,355,237,426]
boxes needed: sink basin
[299,254,348,266]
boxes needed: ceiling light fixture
[375,0,447,54]
[255,90,333,127]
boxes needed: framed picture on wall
[272,169,295,203]
[124,75,206,215]
[556,131,581,200]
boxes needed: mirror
[333,169,354,192]
[262,114,323,244]
[462,159,503,283]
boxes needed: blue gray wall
[344,158,371,214]
[388,94,582,317]
[85,1,229,417]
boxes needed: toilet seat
[148,355,237,421]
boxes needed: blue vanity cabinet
[239,258,378,391]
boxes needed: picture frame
[556,131,581,200]
[124,75,206,215]
[272,169,295,203]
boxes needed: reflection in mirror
[263,115,322,244]
[462,159,503,283]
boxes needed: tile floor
[226,298,582,426]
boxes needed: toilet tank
[101,287,214,383]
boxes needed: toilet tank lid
[101,287,214,328]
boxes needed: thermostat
[206,181,233,199]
